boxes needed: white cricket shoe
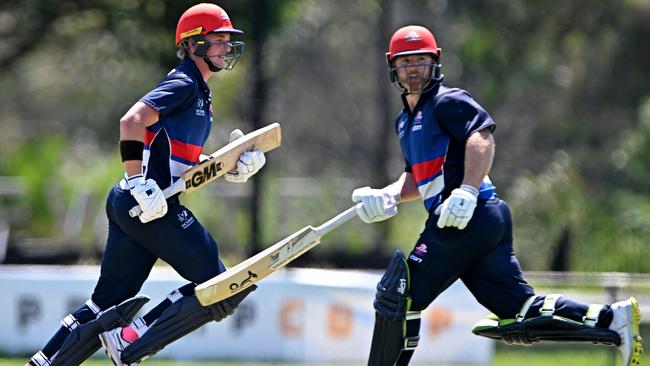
[609,297,643,366]
[99,328,138,366]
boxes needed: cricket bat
[129,122,281,217]
[195,205,360,306]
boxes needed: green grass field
[3,340,647,366]
[1,346,647,366]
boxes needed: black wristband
[120,140,144,162]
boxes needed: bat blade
[195,226,319,306]
[129,123,281,217]
[195,206,359,306]
[182,122,281,194]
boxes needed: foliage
[0,0,649,270]
[0,138,65,234]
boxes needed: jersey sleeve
[434,89,496,142]
[139,73,196,117]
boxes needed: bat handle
[314,193,400,236]
[314,205,359,237]
[128,181,184,218]
[128,205,144,218]
[313,193,400,234]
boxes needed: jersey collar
[180,58,210,91]
[400,79,442,115]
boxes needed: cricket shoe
[609,297,643,366]
[99,328,138,366]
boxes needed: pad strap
[30,351,51,366]
[85,299,101,315]
[60,314,79,331]
[167,288,184,302]
[516,296,537,322]
[583,304,604,327]
[403,311,421,351]
[540,294,561,317]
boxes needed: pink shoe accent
[121,326,140,343]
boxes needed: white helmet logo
[404,31,422,42]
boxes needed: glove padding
[225,129,266,183]
[351,186,398,223]
[127,174,168,223]
[436,184,479,230]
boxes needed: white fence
[0,265,493,364]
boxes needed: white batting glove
[225,129,266,183]
[351,186,398,224]
[126,174,168,223]
[436,184,479,230]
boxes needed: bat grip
[128,181,184,218]
[314,193,401,236]
[314,205,359,237]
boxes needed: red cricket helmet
[175,3,243,45]
[386,25,442,94]
[386,25,440,62]
[175,3,244,71]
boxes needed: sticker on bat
[187,161,223,189]
[228,270,258,292]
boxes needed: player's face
[394,54,434,93]
[204,32,232,68]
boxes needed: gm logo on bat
[187,161,223,189]
[229,270,258,292]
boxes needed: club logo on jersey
[177,209,195,229]
[404,31,422,42]
[412,111,423,132]
[196,98,206,116]
[414,111,423,123]
[187,161,224,189]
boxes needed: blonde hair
[176,46,188,59]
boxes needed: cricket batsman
[26,3,264,365]
[351,24,643,366]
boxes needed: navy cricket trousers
[90,185,225,310]
[406,196,535,319]
[406,195,611,326]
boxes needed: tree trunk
[247,0,271,256]
[373,0,394,248]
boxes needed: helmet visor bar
[389,62,440,94]
[204,40,245,70]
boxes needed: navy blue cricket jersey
[140,58,213,190]
[396,82,497,212]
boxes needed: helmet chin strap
[182,38,223,73]
[203,57,222,72]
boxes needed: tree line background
[0,0,649,272]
